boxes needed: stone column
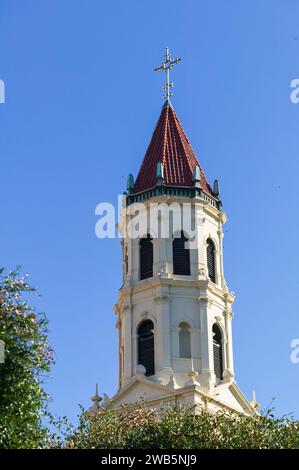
[127,235,136,282]
[195,204,207,279]
[190,327,201,367]
[217,216,226,289]
[117,316,122,387]
[171,326,180,358]
[153,237,167,277]
[222,308,234,381]
[155,294,172,382]
[122,305,132,385]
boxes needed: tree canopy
[0,268,54,448]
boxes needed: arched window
[207,238,216,283]
[140,235,153,280]
[212,324,223,382]
[137,319,155,376]
[179,322,191,358]
[173,231,190,275]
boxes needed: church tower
[98,50,255,414]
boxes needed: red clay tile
[134,104,212,195]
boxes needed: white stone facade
[97,194,255,415]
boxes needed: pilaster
[122,305,132,385]
[199,297,215,390]
[155,294,172,381]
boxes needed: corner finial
[193,165,202,190]
[154,48,181,104]
[156,161,164,186]
[250,389,261,411]
[91,383,102,409]
[127,173,135,194]
[213,179,220,198]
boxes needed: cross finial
[154,47,181,104]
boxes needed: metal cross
[154,47,181,102]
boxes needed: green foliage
[63,403,299,449]
[1,268,298,450]
[0,268,54,448]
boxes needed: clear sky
[1,0,299,423]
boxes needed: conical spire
[134,104,212,195]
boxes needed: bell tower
[102,50,255,414]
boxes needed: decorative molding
[157,266,168,278]
[199,297,210,308]
[154,294,169,304]
[134,364,146,377]
[113,304,119,314]
[190,327,201,334]
[166,374,179,389]
[126,185,221,210]
[222,369,234,383]
[220,212,227,224]
[171,326,180,333]
[185,369,200,387]
[224,308,233,318]
[198,267,207,278]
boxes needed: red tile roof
[134,103,212,195]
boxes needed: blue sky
[1,0,299,423]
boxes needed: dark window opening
[207,238,216,283]
[140,235,153,280]
[138,320,155,376]
[212,324,223,382]
[173,231,190,275]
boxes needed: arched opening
[137,319,155,376]
[212,324,223,382]
[173,231,190,275]
[179,322,191,358]
[207,238,216,283]
[140,235,153,280]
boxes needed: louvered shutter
[140,235,153,280]
[173,232,191,275]
[213,325,223,382]
[138,320,155,376]
[207,239,216,283]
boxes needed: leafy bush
[63,403,299,449]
